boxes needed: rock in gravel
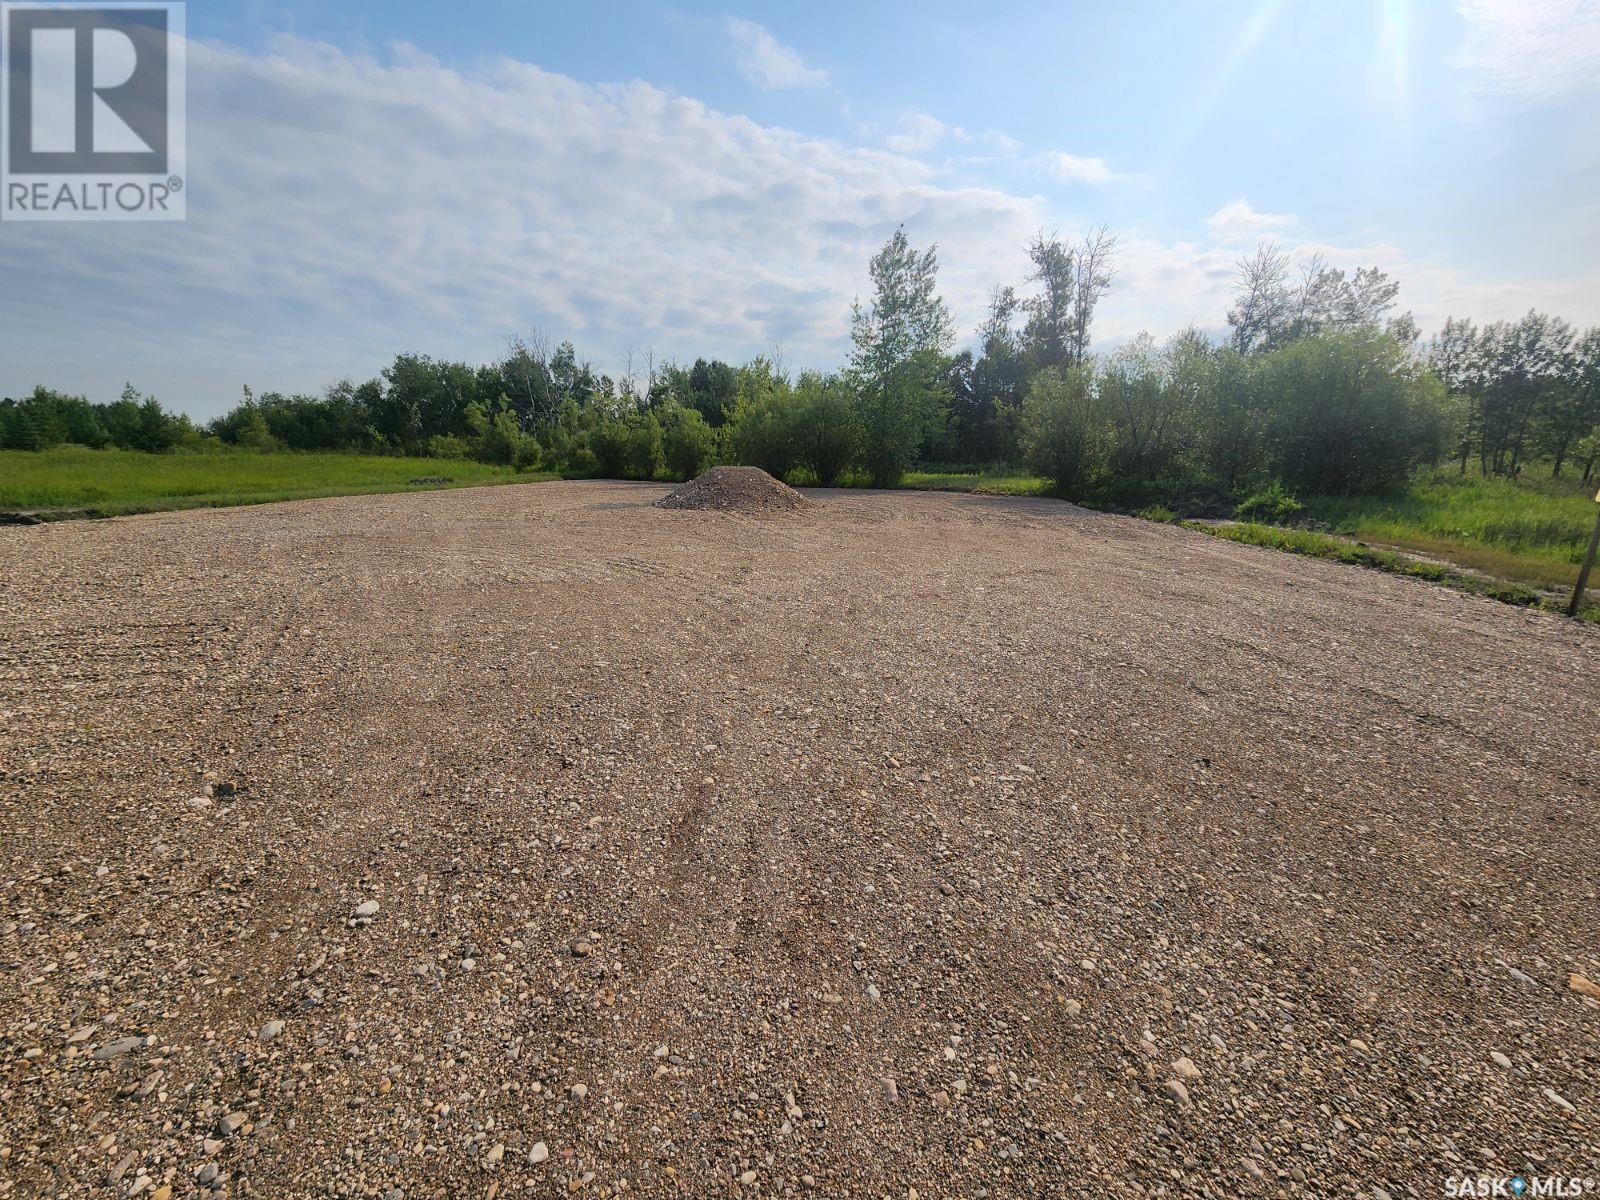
[528,1143,549,1165]
[353,899,380,918]
[259,1019,284,1040]
[569,1083,588,1101]
[1490,1051,1513,1069]
[483,1143,504,1167]
[217,1111,247,1136]
[881,1077,899,1103]
[1164,1079,1191,1107]
[1543,1087,1576,1115]
[1569,972,1600,1000]
[1170,1057,1201,1082]
[93,1037,142,1061]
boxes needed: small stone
[528,1142,549,1165]
[1170,1057,1201,1082]
[739,1170,757,1186]
[93,1037,141,1061]
[186,796,213,812]
[1164,1079,1191,1107]
[1543,1086,1576,1115]
[196,1163,219,1185]
[484,1143,504,1167]
[151,1187,172,1200]
[258,1020,283,1041]
[1490,1051,1513,1069]
[571,939,593,957]
[1241,1158,1264,1181]
[1349,1038,1371,1055]
[865,983,881,1001]
[881,1076,899,1103]
[1063,998,1082,1016]
[1569,972,1600,1000]
[569,1083,588,1101]
[353,900,380,919]
[217,1111,247,1137]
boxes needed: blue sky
[3,0,1598,417]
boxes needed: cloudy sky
[3,0,1598,418]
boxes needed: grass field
[0,446,547,517]
[1295,470,1599,594]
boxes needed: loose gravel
[1,480,1596,1200]
[654,467,809,513]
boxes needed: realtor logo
[2,2,185,220]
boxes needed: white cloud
[0,37,1594,417]
[1205,199,1298,244]
[1040,152,1119,185]
[884,111,971,154]
[1455,0,1600,102]
[724,18,828,91]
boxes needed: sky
[2,0,1598,419]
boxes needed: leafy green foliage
[1235,482,1304,524]
[1020,366,1105,496]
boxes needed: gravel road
[1,480,1596,1200]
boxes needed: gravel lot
[1,480,1596,1200]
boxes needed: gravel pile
[0,481,1595,1199]
[654,466,810,513]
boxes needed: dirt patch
[655,465,810,513]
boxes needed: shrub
[1020,366,1105,497]
[663,406,717,480]
[732,392,800,481]
[1135,504,1176,523]
[1235,481,1303,524]
[791,373,859,486]
[1259,328,1448,495]
[425,434,468,460]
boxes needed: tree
[663,405,717,479]
[732,390,801,480]
[1428,317,1481,474]
[1227,242,1293,355]
[1021,366,1105,496]
[1099,332,1196,480]
[848,227,953,486]
[1539,327,1600,477]
[1259,328,1447,495]
[790,372,860,486]
[1021,228,1117,373]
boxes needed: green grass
[1187,519,1598,621]
[0,446,551,517]
[897,467,1051,496]
[1296,471,1599,594]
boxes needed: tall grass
[1297,470,1599,592]
[0,446,544,516]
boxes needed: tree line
[6,230,1599,504]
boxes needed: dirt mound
[655,466,810,513]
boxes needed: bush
[791,373,859,486]
[627,412,664,479]
[663,406,716,480]
[1259,329,1448,495]
[1020,366,1105,497]
[732,393,800,481]
[1235,481,1303,524]
[1135,504,1176,523]
[425,434,468,460]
